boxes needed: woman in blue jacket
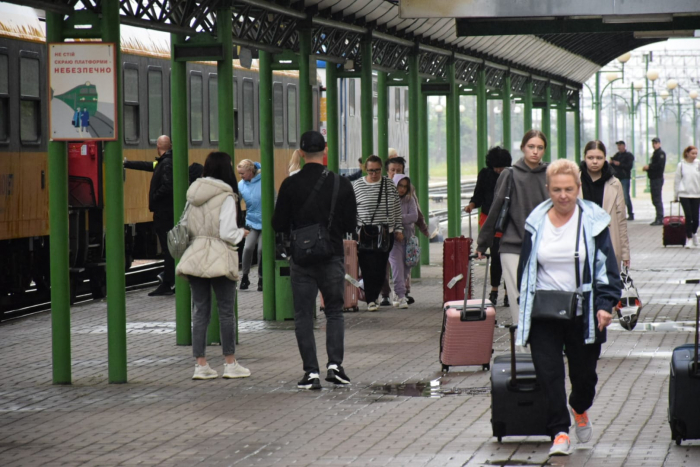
[237,159,263,290]
[517,159,621,457]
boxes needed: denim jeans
[241,228,262,276]
[619,178,634,217]
[189,276,237,358]
[290,256,345,373]
[650,178,664,221]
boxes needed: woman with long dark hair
[177,151,250,380]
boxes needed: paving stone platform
[1,176,700,466]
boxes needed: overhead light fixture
[633,81,645,91]
[603,14,673,24]
[646,70,659,81]
[634,30,695,39]
[690,90,699,100]
[606,72,620,83]
[667,79,678,90]
[617,53,632,64]
[660,90,670,100]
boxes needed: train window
[349,80,355,117]
[372,80,377,120]
[287,85,297,144]
[19,56,40,143]
[273,82,283,144]
[313,88,319,131]
[209,74,218,143]
[242,79,254,144]
[190,73,203,143]
[404,89,409,121]
[395,88,401,122]
[123,66,139,143]
[147,68,163,144]
[0,53,8,142]
[233,80,238,143]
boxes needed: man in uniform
[643,137,666,226]
[611,140,635,220]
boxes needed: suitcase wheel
[497,436,502,443]
[482,364,490,371]
[442,365,450,373]
[676,437,682,446]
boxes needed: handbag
[616,265,642,330]
[290,170,339,267]
[531,208,583,322]
[358,178,392,252]
[167,202,190,260]
[405,235,420,267]
[494,168,513,234]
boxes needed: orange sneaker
[571,408,593,443]
[549,432,570,456]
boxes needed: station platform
[1,178,700,467]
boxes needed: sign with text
[49,43,117,141]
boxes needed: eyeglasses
[366,169,382,174]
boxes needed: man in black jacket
[611,140,635,220]
[643,137,666,226]
[272,131,357,390]
[124,135,175,296]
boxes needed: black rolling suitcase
[668,292,700,446]
[491,326,549,442]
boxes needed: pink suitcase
[440,254,496,372]
[320,239,360,312]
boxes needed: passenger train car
[0,4,409,311]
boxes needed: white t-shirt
[536,206,586,315]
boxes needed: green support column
[476,67,488,171]
[418,92,430,266]
[298,29,313,134]
[102,0,127,383]
[446,60,461,238]
[542,83,552,162]
[595,72,601,140]
[46,12,71,385]
[408,54,420,278]
[377,71,388,164]
[361,37,374,162]
[326,63,339,173]
[171,34,191,345]
[502,74,512,153]
[259,51,276,321]
[524,79,533,131]
[574,91,582,164]
[630,85,636,197]
[558,88,567,159]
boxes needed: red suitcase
[440,254,496,372]
[442,216,473,303]
[663,201,686,247]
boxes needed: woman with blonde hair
[288,150,302,176]
[237,159,263,290]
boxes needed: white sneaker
[693,234,699,246]
[685,243,692,249]
[549,432,571,456]
[223,361,251,379]
[192,363,218,380]
[367,301,379,312]
[397,297,409,309]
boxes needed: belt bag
[531,208,583,322]
[358,223,391,252]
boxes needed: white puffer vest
[176,178,239,281]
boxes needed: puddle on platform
[486,461,550,466]
[369,379,490,398]
[608,321,698,332]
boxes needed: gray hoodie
[476,157,548,255]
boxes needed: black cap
[615,140,625,145]
[652,137,661,143]
[300,130,326,153]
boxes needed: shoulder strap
[574,206,583,288]
[327,173,339,228]
[301,170,329,213]
[369,177,384,225]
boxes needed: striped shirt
[353,176,403,232]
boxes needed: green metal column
[418,92,430,266]
[102,0,127,383]
[542,83,552,163]
[595,72,600,140]
[377,71,388,164]
[524,79,533,131]
[171,34,191,345]
[326,63,339,173]
[408,54,420,277]
[476,67,488,171]
[502,74,512,153]
[558,88,567,159]
[446,60,461,238]
[361,37,374,162]
[630,85,636,197]
[298,29,313,134]
[574,91,582,164]
[259,51,276,321]
[677,101,682,163]
[46,12,71,385]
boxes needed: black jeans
[358,237,395,304]
[529,317,601,436]
[679,197,700,237]
[490,237,503,289]
[153,211,175,286]
[620,178,634,217]
[290,256,345,374]
[650,178,664,222]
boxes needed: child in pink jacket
[389,174,419,308]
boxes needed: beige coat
[176,178,240,281]
[580,176,630,266]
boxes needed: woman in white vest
[176,152,251,380]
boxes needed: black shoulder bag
[358,178,392,252]
[290,170,339,267]
[494,168,513,234]
[531,208,583,321]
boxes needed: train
[0,4,410,313]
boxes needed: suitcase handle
[461,253,490,321]
[670,200,683,218]
[694,292,700,376]
[509,325,517,387]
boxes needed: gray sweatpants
[190,275,237,358]
[241,228,262,276]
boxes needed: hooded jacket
[477,158,549,255]
[238,172,263,230]
[176,178,245,281]
[393,174,419,238]
[516,199,621,346]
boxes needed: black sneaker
[240,274,250,290]
[325,364,350,385]
[627,214,634,221]
[406,295,415,305]
[148,283,175,296]
[650,220,663,226]
[503,295,510,308]
[488,290,498,305]
[380,297,391,307]
[298,372,322,390]
[257,278,262,292]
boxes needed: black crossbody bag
[290,170,339,266]
[358,178,392,252]
[531,208,583,322]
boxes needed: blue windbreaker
[238,172,262,230]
